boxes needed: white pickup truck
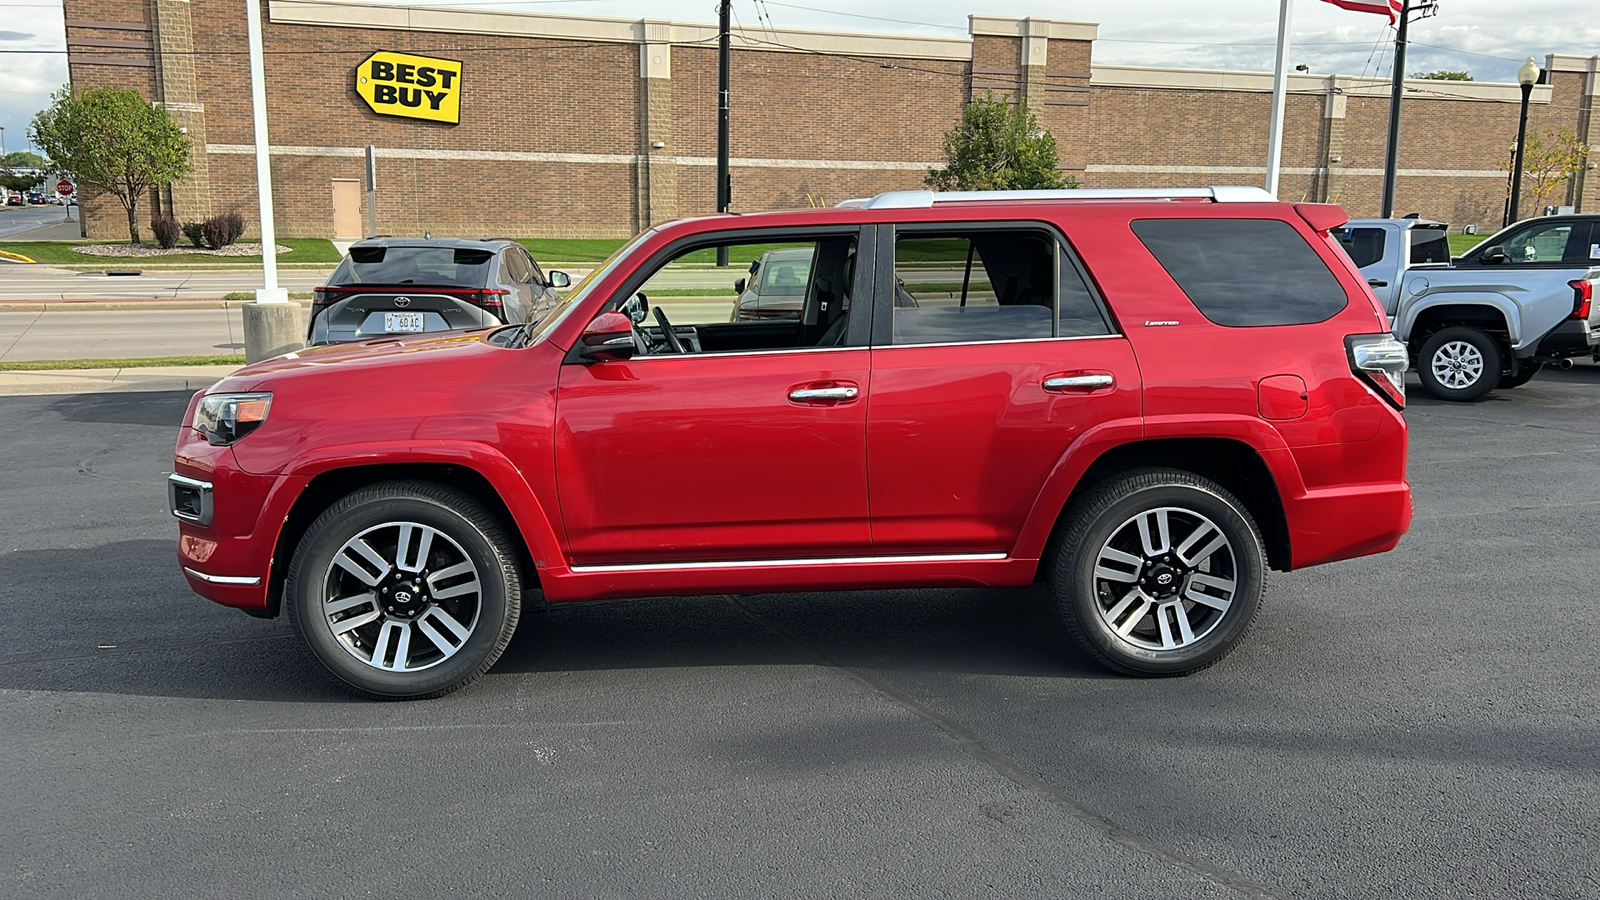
[1338,216,1600,401]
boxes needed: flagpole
[1265,0,1295,197]
[1379,0,1411,217]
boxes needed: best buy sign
[356,52,462,124]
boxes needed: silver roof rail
[835,186,1277,209]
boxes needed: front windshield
[495,230,655,347]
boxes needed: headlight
[193,392,272,445]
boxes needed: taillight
[470,288,509,308]
[1571,280,1593,320]
[313,287,354,308]
[1345,333,1408,410]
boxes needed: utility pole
[1379,0,1412,218]
[716,0,731,267]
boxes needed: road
[0,204,77,240]
[2,374,1599,898]
[0,266,334,301]
[0,307,257,360]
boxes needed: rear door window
[1132,218,1349,327]
[890,229,1112,345]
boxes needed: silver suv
[310,238,569,344]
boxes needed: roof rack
[834,186,1276,210]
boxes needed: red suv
[171,187,1412,699]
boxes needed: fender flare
[282,440,568,574]
[1397,292,1519,348]
[1011,415,1302,562]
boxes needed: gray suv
[310,238,569,345]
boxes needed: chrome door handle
[1043,374,1114,391]
[788,386,858,401]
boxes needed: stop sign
[56,180,73,196]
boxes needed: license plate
[384,312,425,333]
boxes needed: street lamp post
[1506,56,1540,228]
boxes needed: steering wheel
[652,307,686,353]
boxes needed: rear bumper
[1284,480,1413,569]
[1529,317,1598,360]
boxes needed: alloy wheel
[1090,506,1238,652]
[320,521,482,673]
[1430,340,1485,390]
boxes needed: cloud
[0,30,36,41]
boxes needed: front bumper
[172,430,307,615]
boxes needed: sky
[1,0,1597,160]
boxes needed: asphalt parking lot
[3,370,1598,900]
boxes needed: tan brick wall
[60,1,1598,241]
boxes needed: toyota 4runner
[171,187,1413,698]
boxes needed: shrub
[181,221,206,249]
[150,214,181,249]
[203,211,246,249]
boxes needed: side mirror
[733,277,747,294]
[620,292,649,324]
[578,311,636,361]
[549,270,571,289]
[1480,245,1507,265]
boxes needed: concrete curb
[0,364,240,396]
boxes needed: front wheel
[1418,326,1502,401]
[1050,469,1265,677]
[285,481,523,699]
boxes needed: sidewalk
[0,364,239,396]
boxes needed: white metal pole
[244,0,284,301]
[1265,0,1295,197]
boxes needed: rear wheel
[286,480,522,699]
[1418,326,1502,401]
[1050,469,1265,677]
[1498,360,1543,389]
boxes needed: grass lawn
[0,354,244,371]
[0,238,342,266]
[517,238,628,263]
[1448,234,1488,255]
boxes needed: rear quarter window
[1132,218,1349,327]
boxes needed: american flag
[1318,0,1406,23]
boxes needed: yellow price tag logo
[356,52,462,125]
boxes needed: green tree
[1413,70,1473,80]
[3,151,47,169]
[0,171,39,195]
[926,92,1075,192]
[29,86,192,243]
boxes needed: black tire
[1417,326,1502,402]
[1050,468,1265,677]
[1498,360,1543,389]
[285,480,522,700]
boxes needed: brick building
[61,0,1600,239]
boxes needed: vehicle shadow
[0,538,1106,702]
[494,583,1109,681]
[45,390,194,427]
